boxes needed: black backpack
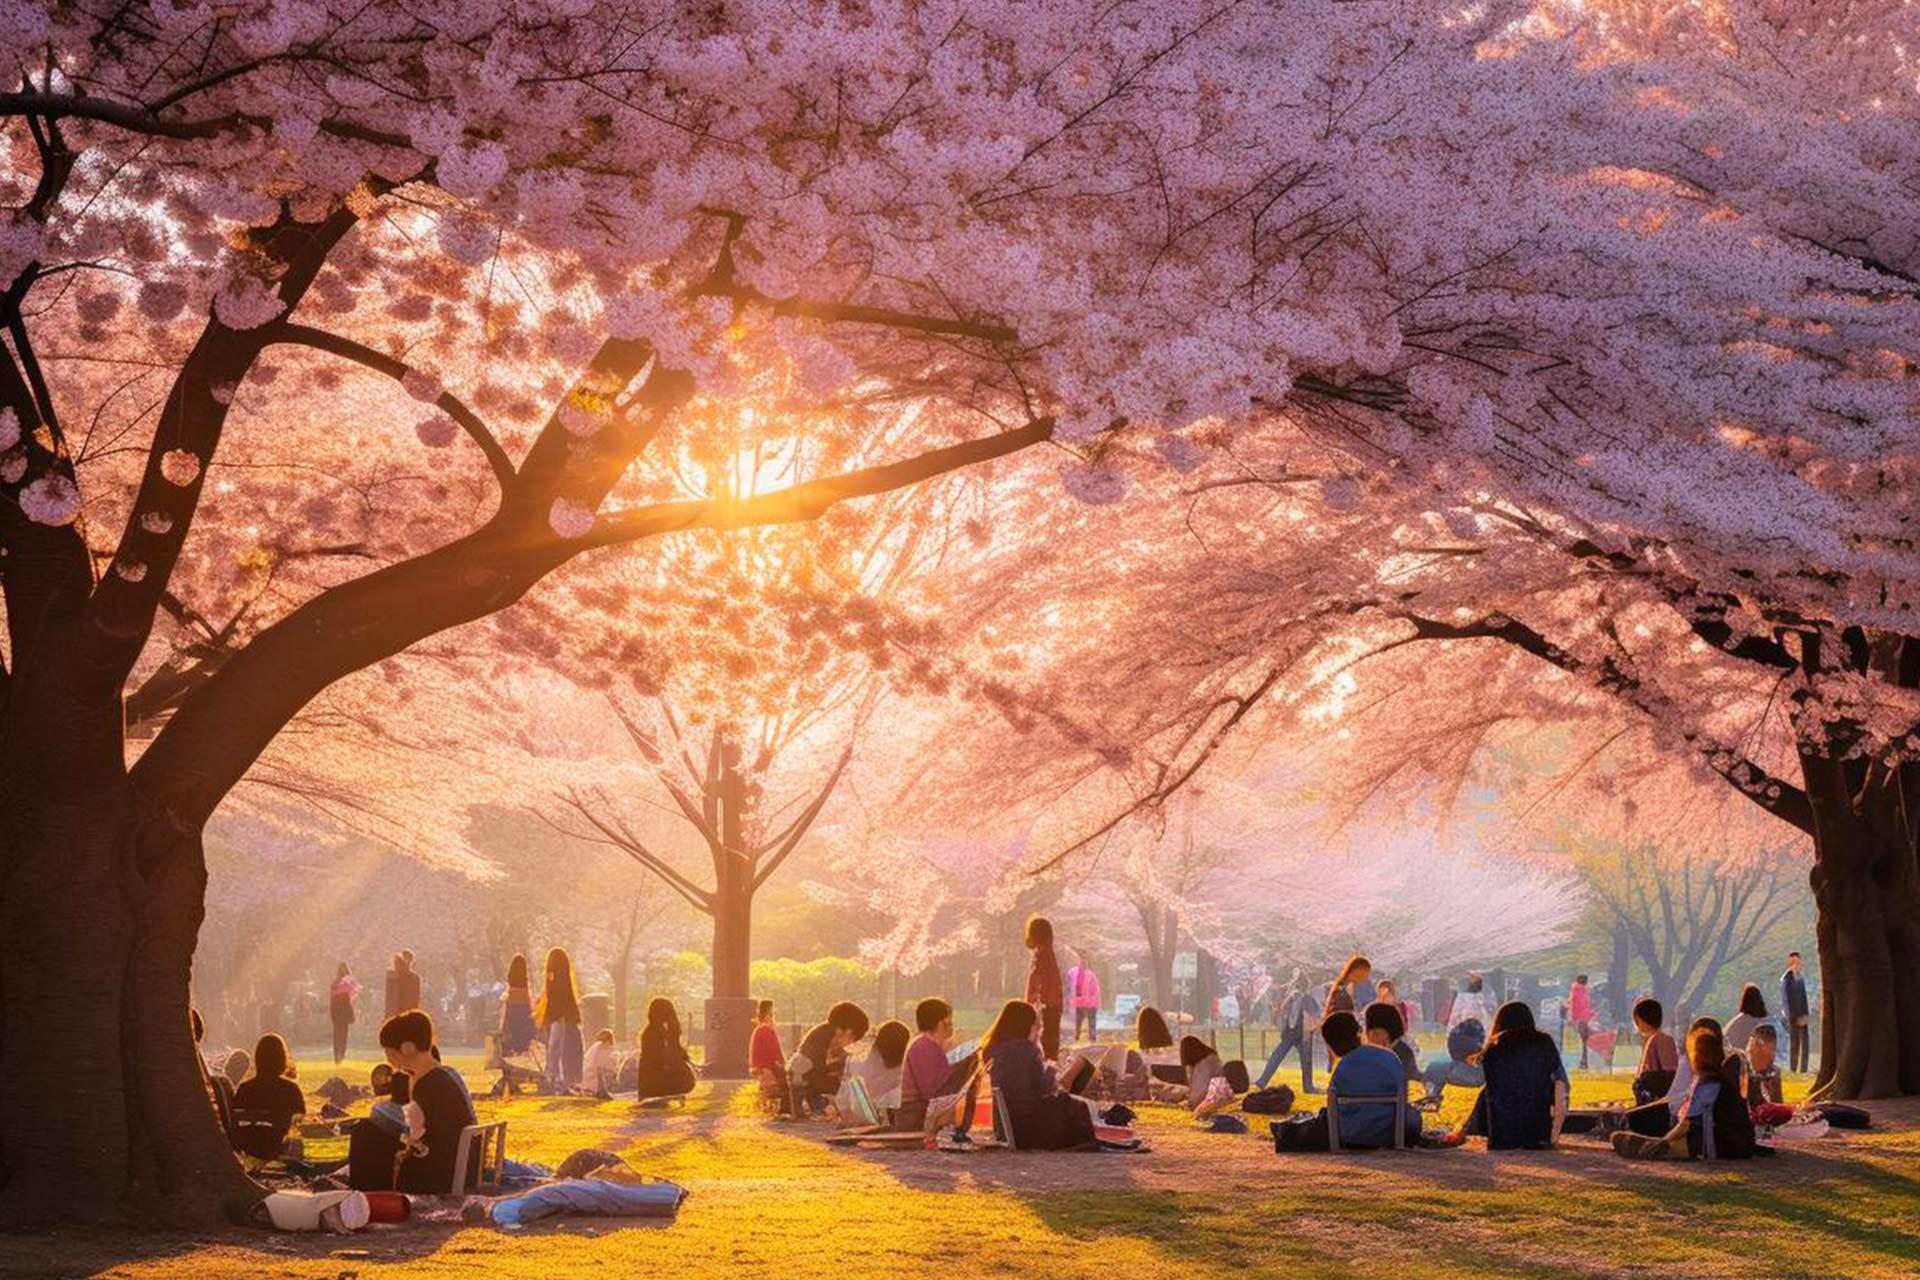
[1242,1084,1295,1115]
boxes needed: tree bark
[1802,752,1920,1099]
[1607,925,1631,1024]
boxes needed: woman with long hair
[1023,915,1064,1062]
[233,1032,307,1160]
[535,947,584,1092]
[978,999,1097,1150]
[1443,1001,1567,1149]
[636,996,697,1097]
[1325,955,1372,1020]
[498,952,537,1056]
[1724,984,1769,1054]
[327,962,360,1064]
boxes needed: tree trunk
[1607,925,1631,1024]
[1802,752,1920,1099]
[0,733,254,1225]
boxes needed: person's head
[401,948,415,965]
[1335,955,1372,987]
[507,953,529,988]
[370,1062,394,1093]
[982,999,1038,1051]
[1364,1000,1406,1046]
[1686,1025,1726,1077]
[595,1028,615,1047]
[393,949,413,973]
[544,947,575,992]
[1690,1015,1723,1036]
[756,999,775,1024]
[534,947,581,1025]
[1136,1005,1174,1051]
[337,961,352,980]
[872,1020,912,1069]
[251,1033,291,1081]
[1632,997,1664,1036]
[190,1008,206,1045]
[1320,1011,1362,1058]
[1376,978,1398,1003]
[1466,972,1484,994]
[1739,983,1768,1018]
[379,1009,436,1071]
[826,1000,871,1050]
[1488,1000,1537,1046]
[915,997,954,1041]
[1574,974,1588,987]
[646,997,680,1036]
[1178,1034,1215,1069]
[1788,951,1803,973]
[1748,1023,1778,1072]
[1024,915,1053,949]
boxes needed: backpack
[1809,1101,1872,1130]
[1241,1084,1295,1115]
[1707,1070,1758,1159]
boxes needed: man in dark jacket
[1779,952,1811,1073]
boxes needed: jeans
[546,1021,584,1090]
[1072,1007,1099,1040]
[1421,1059,1483,1102]
[1255,1025,1315,1093]
[1789,1018,1810,1073]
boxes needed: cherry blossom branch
[267,323,516,489]
[581,416,1053,548]
[751,742,853,892]
[539,794,714,914]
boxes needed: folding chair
[1326,1082,1408,1152]
[450,1121,508,1194]
[990,1087,1018,1151]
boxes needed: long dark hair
[251,1032,291,1081]
[1738,984,1768,1018]
[646,997,682,1043]
[507,953,529,989]
[1178,1034,1215,1070]
[1478,1000,1543,1061]
[982,999,1038,1053]
[1136,1005,1174,1051]
[872,1020,911,1069]
[1024,915,1053,948]
[534,947,580,1025]
[1334,955,1372,988]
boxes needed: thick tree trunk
[1607,926,1631,1024]
[0,744,253,1225]
[1802,753,1920,1099]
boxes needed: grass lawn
[7,1054,1916,1280]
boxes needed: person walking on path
[1024,916,1064,1062]
[1254,972,1318,1094]
[1064,952,1102,1041]
[384,949,421,1020]
[1779,952,1812,1073]
[328,962,360,1064]
[1568,974,1595,1069]
[536,946,585,1091]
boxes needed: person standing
[536,946,584,1092]
[1568,974,1595,1069]
[328,962,360,1065]
[1254,972,1317,1094]
[1779,952,1811,1074]
[1064,952,1102,1042]
[384,949,421,1020]
[1024,915,1064,1062]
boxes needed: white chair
[449,1121,508,1194]
[990,1087,1018,1150]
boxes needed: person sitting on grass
[1724,984,1768,1056]
[978,999,1097,1150]
[1418,1013,1486,1109]
[1630,997,1679,1106]
[348,1009,479,1193]
[899,998,966,1131]
[1744,1024,1792,1127]
[1622,1015,1726,1138]
[1179,1034,1230,1114]
[1364,1001,1423,1085]
[636,998,698,1098]
[231,1032,307,1161]
[848,1019,911,1117]
[750,999,785,1100]
[789,1001,870,1118]
[1612,1025,1758,1160]
[1439,1001,1567,1150]
[581,1029,618,1098]
[1271,1011,1425,1151]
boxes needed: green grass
[6,1059,1905,1280]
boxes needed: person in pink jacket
[1064,953,1103,1042]
[1568,974,1595,1069]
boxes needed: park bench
[1326,1081,1410,1152]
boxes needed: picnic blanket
[485,1178,687,1227]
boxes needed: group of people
[323,950,424,1064]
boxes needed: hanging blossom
[160,450,202,486]
[19,474,81,526]
[548,497,596,539]
[402,369,445,404]
[0,407,18,453]
[1059,464,1130,505]
[213,276,286,330]
[415,413,458,448]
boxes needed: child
[847,1019,911,1117]
[750,999,786,1105]
[788,1001,870,1118]
[1630,997,1679,1105]
[581,1028,618,1097]
[1745,1024,1792,1126]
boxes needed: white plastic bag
[258,1188,371,1233]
